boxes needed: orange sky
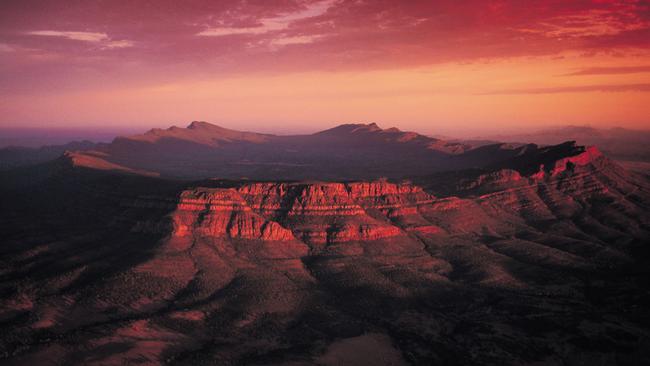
[1,0,649,136]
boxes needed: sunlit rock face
[171,189,295,241]
[169,181,431,246]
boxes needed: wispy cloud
[0,43,14,52]
[103,40,134,49]
[197,25,279,36]
[28,31,109,42]
[27,30,134,50]
[565,66,650,76]
[520,8,650,39]
[270,35,322,46]
[482,83,650,95]
[197,0,334,37]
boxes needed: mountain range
[63,121,471,180]
[480,125,650,164]
[56,121,611,181]
[0,122,649,365]
[0,141,98,170]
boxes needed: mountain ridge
[121,121,273,146]
[484,125,650,163]
[66,121,592,180]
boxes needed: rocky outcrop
[457,169,525,192]
[455,146,621,195]
[166,181,441,245]
[171,189,294,241]
[533,146,606,178]
[241,182,409,244]
[64,151,160,177]
[127,143,647,248]
[286,183,365,217]
[551,146,602,174]
[327,223,402,242]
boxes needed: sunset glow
[1,0,649,135]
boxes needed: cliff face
[169,181,436,245]
[545,145,604,177]
[161,148,649,249]
[456,146,625,194]
[171,189,295,241]
[426,146,650,239]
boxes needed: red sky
[0,0,649,136]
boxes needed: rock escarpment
[163,147,649,248]
[169,181,437,246]
[171,189,294,241]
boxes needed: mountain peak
[316,123,384,135]
[187,121,221,130]
[114,121,271,147]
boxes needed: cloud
[565,66,650,76]
[4,1,649,75]
[197,0,335,37]
[0,43,14,52]
[519,7,650,39]
[28,31,109,42]
[197,24,281,37]
[482,83,650,95]
[270,35,322,46]
[27,30,134,50]
[103,40,135,49]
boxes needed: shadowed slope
[66,122,493,180]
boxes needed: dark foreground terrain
[1,124,649,365]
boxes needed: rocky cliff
[169,181,435,246]
[156,147,649,252]
[171,189,295,241]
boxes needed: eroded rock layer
[169,181,438,246]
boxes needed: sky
[0,0,649,137]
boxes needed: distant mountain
[0,140,99,170]
[64,121,576,180]
[485,125,650,163]
[122,120,273,145]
